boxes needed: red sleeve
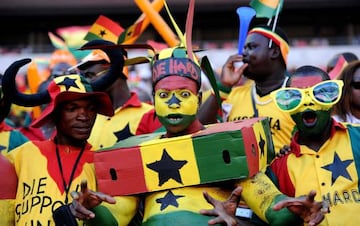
[269,156,296,197]
[135,108,163,135]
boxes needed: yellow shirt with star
[223,82,295,152]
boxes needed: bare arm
[198,54,248,125]
[198,94,221,124]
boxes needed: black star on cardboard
[156,190,184,211]
[57,77,79,91]
[147,149,187,186]
[165,93,181,106]
[113,123,134,142]
[321,152,353,185]
[258,134,265,157]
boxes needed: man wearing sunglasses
[203,65,353,225]
[261,65,354,225]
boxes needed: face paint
[155,88,199,132]
[155,88,199,114]
[154,75,200,134]
[291,110,332,137]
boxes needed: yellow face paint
[155,88,199,117]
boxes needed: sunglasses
[270,80,344,112]
[351,81,360,89]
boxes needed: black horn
[2,58,51,107]
[79,40,126,91]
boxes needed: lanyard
[55,138,85,204]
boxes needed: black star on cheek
[321,152,353,185]
[147,149,187,186]
[57,77,79,90]
[113,123,134,142]
[99,29,106,37]
[156,190,184,211]
[165,93,181,106]
[258,134,265,157]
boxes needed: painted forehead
[288,75,324,88]
[154,75,198,93]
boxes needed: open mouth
[302,111,317,127]
[166,114,183,125]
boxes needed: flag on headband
[118,19,145,44]
[250,0,283,19]
[84,15,124,44]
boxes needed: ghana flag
[250,0,283,19]
[94,117,275,196]
[84,15,124,44]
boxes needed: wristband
[236,207,253,219]
[53,204,78,226]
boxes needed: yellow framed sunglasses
[270,80,344,112]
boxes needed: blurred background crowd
[0,0,359,128]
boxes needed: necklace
[55,138,85,204]
[250,77,288,117]
[251,77,288,105]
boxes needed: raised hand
[273,190,329,226]
[220,54,248,88]
[200,186,243,226]
[69,180,116,220]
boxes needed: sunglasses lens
[275,89,302,111]
[351,82,360,89]
[313,81,340,104]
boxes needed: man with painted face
[198,25,295,154]
[151,48,204,138]
[125,47,225,225]
[204,65,354,225]
[266,65,356,225]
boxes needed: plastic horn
[236,7,256,55]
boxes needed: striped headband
[248,27,290,64]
